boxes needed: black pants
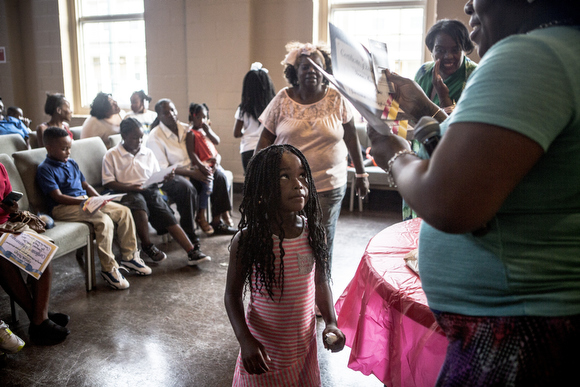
[161,175,199,244]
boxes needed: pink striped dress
[233,221,320,386]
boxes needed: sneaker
[142,244,167,262]
[121,252,152,276]
[187,245,211,266]
[28,319,70,346]
[0,320,25,354]
[101,267,130,290]
[212,222,237,236]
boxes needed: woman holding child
[187,103,235,236]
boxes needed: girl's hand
[205,158,218,173]
[190,167,213,184]
[240,336,271,374]
[199,162,212,177]
[322,324,346,353]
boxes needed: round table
[335,218,447,387]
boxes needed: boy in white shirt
[102,117,210,266]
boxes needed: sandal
[196,216,214,235]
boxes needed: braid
[236,144,330,301]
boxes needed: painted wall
[0,0,474,183]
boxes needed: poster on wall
[0,47,6,63]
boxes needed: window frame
[59,0,146,115]
[316,0,436,68]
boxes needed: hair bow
[250,62,269,73]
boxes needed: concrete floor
[0,190,402,387]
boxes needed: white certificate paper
[143,167,174,187]
[0,231,58,279]
[83,193,127,214]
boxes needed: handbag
[4,211,47,234]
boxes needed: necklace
[535,19,575,30]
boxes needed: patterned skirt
[433,312,580,387]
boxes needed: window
[73,0,147,110]
[324,0,428,79]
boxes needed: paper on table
[82,193,126,214]
[404,248,420,276]
[0,231,58,279]
[143,167,174,187]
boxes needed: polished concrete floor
[0,190,402,387]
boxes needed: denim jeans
[317,184,346,261]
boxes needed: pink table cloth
[335,218,447,387]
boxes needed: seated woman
[0,162,69,345]
[36,93,74,148]
[126,90,157,135]
[102,117,205,264]
[403,19,477,220]
[81,92,124,148]
[186,103,235,236]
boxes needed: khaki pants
[52,201,138,272]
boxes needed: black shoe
[48,312,70,327]
[142,243,167,262]
[187,245,211,266]
[29,319,70,345]
[211,222,237,235]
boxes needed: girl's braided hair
[236,144,330,300]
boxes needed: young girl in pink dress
[225,144,345,386]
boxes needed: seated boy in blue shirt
[0,106,31,148]
[36,127,151,290]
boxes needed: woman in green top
[403,19,477,220]
[415,19,477,114]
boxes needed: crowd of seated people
[0,90,237,352]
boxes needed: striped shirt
[233,220,321,386]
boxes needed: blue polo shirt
[37,156,86,213]
[0,116,29,140]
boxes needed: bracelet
[355,173,369,178]
[385,149,417,187]
[431,108,443,118]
